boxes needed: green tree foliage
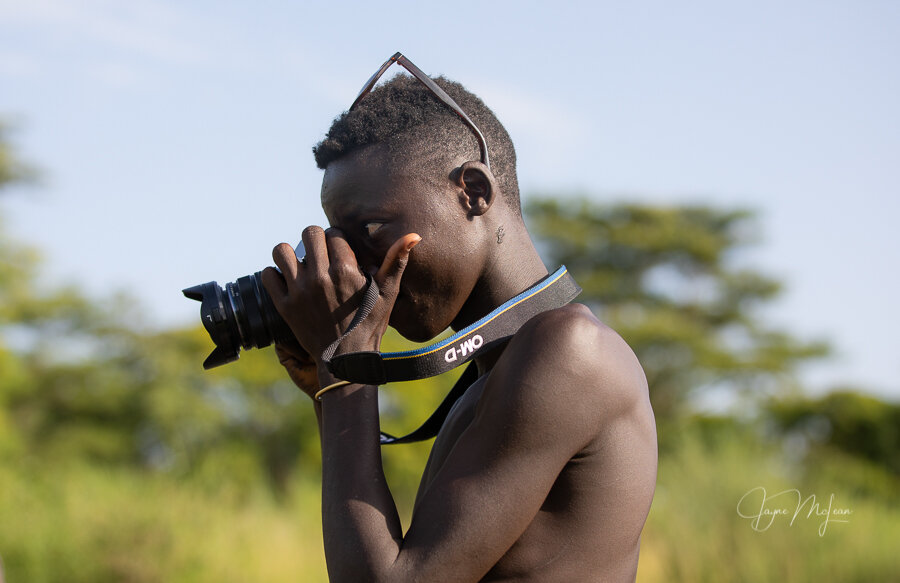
[0,124,321,495]
[0,124,445,506]
[765,390,900,477]
[526,198,830,421]
[2,302,322,494]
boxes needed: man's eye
[365,222,384,237]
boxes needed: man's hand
[273,338,319,398]
[261,225,420,397]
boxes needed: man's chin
[389,318,441,344]
[388,306,445,343]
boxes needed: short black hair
[313,74,520,214]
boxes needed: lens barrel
[183,272,294,369]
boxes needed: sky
[1,0,898,400]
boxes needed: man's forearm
[319,383,405,582]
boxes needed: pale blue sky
[1,0,897,399]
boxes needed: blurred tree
[0,121,139,465]
[0,121,38,187]
[526,197,829,423]
[0,119,45,458]
[765,389,900,476]
[0,121,319,494]
[1,288,321,494]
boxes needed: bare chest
[414,379,623,581]
[418,375,489,488]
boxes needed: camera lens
[183,272,295,369]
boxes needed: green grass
[1,425,897,582]
[637,424,900,583]
[0,461,328,583]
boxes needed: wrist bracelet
[315,380,352,401]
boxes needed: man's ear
[454,161,496,217]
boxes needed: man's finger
[376,233,422,293]
[324,228,360,276]
[261,266,288,299]
[271,243,300,282]
[301,225,329,276]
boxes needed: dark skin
[261,144,657,582]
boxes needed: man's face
[320,147,484,342]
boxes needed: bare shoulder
[508,303,648,408]
[481,302,653,452]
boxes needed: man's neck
[451,232,549,376]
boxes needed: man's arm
[316,303,652,582]
[263,227,655,582]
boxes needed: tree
[0,122,37,187]
[0,119,441,499]
[526,197,829,423]
[765,389,900,476]
[0,122,320,493]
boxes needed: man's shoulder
[495,303,649,422]
[516,302,611,352]
[515,302,642,374]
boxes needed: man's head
[314,73,520,215]
[314,69,526,341]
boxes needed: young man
[261,54,657,582]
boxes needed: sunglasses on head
[350,52,491,169]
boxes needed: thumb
[375,233,422,294]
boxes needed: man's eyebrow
[332,197,395,220]
[328,204,384,227]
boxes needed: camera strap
[322,266,582,444]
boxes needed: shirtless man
[262,54,657,582]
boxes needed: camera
[182,272,295,369]
[183,243,305,369]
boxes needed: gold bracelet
[315,380,352,401]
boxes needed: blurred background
[1,1,898,581]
